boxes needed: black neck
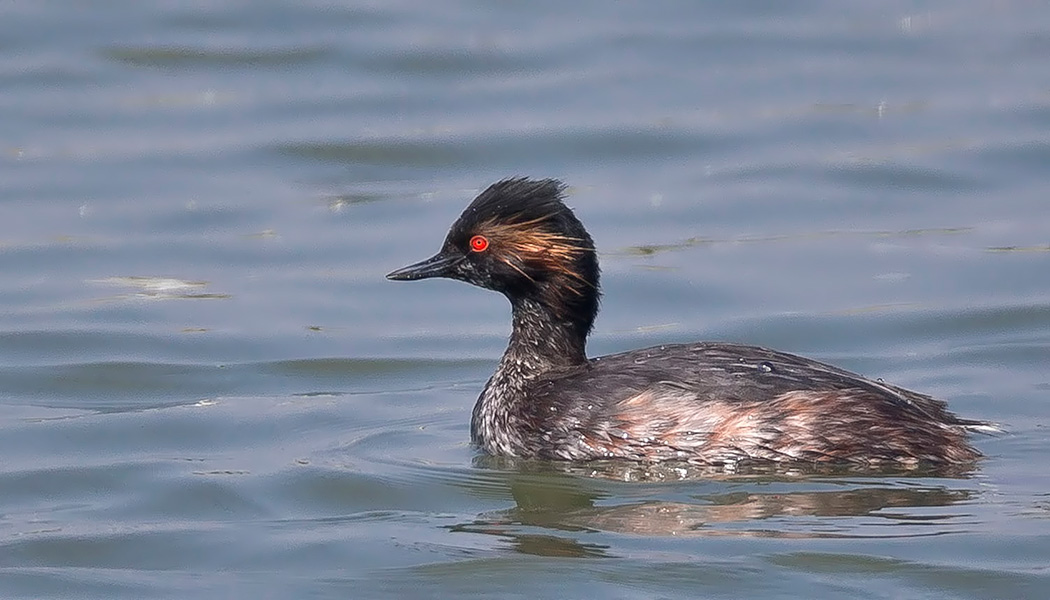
[503,296,589,371]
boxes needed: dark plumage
[387,178,992,466]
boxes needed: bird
[387,178,992,466]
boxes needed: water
[2,1,1049,598]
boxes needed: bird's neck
[470,295,588,455]
[503,296,589,373]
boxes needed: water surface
[2,1,1049,598]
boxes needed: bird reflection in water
[448,457,981,557]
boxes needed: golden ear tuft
[475,216,594,295]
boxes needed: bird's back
[517,342,982,464]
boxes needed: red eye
[469,235,489,252]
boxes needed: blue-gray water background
[2,1,1049,598]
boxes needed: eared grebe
[387,178,990,465]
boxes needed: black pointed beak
[386,252,464,281]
